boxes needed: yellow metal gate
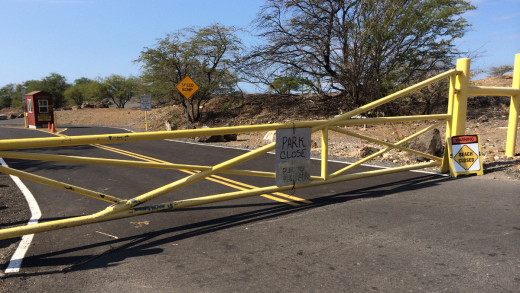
[0,55,518,240]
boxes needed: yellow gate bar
[312,70,457,132]
[330,127,442,162]
[0,161,439,240]
[506,53,520,157]
[468,86,520,96]
[111,142,278,211]
[0,150,280,178]
[0,165,121,203]
[329,121,445,178]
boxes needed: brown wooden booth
[25,91,54,128]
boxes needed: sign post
[447,134,484,178]
[21,88,27,128]
[176,76,199,129]
[275,128,312,186]
[140,95,152,131]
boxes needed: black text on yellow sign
[447,134,483,178]
[176,76,199,100]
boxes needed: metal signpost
[21,88,27,128]
[140,95,152,131]
[176,76,199,129]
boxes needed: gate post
[321,127,329,180]
[505,53,520,157]
[450,58,471,137]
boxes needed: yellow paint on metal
[451,58,470,136]
[89,143,309,206]
[468,86,520,96]
[321,127,328,180]
[0,165,121,203]
[331,126,443,162]
[506,53,520,157]
[445,74,457,144]
[5,56,520,240]
[329,122,445,178]
[0,161,438,240]
[0,115,453,151]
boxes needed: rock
[408,128,444,162]
[8,114,17,119]
[477,115,489,123]
[360,146,380,157]
[0,114,7,120]
[164,121,177,131]
[61,107,73,110]
[224,134,238,141]
[81,102,95,109]
[197,125,226,143]
[94,101,109,108]
[263,131,276,143]
[17,113,25,118]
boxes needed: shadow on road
[1,173,449,277]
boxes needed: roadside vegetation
[0,0,513,122]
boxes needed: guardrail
[0,54,518,240]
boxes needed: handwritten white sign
[275,128,311,186]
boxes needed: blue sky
[0,0,518,91]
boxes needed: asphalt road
[0,124,519,292]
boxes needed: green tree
[269,76,314,94]
[64,85,86,106]
[0,84,16,109]
[74,77,94,85]
[102,75,138,108]
[135,23,242,122]
[489,65,514,77]
[23,73,70,108]
[41,73,70,108]
[249,0,475,108]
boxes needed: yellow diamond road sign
[453,145,478,170]
[176,76,199,100]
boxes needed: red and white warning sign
[448,134,483,177]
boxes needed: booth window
[38,100,49,113]
[27,99,33,113]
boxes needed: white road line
[0,158,42,274]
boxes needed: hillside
[1,75,519,180]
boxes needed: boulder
[263,131,276,143]
[81,102,95,109]
[477,115,489,123]
[197,125,226,143]
[94,101,109,108]
[408,128,444,161]
[164,121,178,131]
[224,134,238,141]
[360,146,380,157]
